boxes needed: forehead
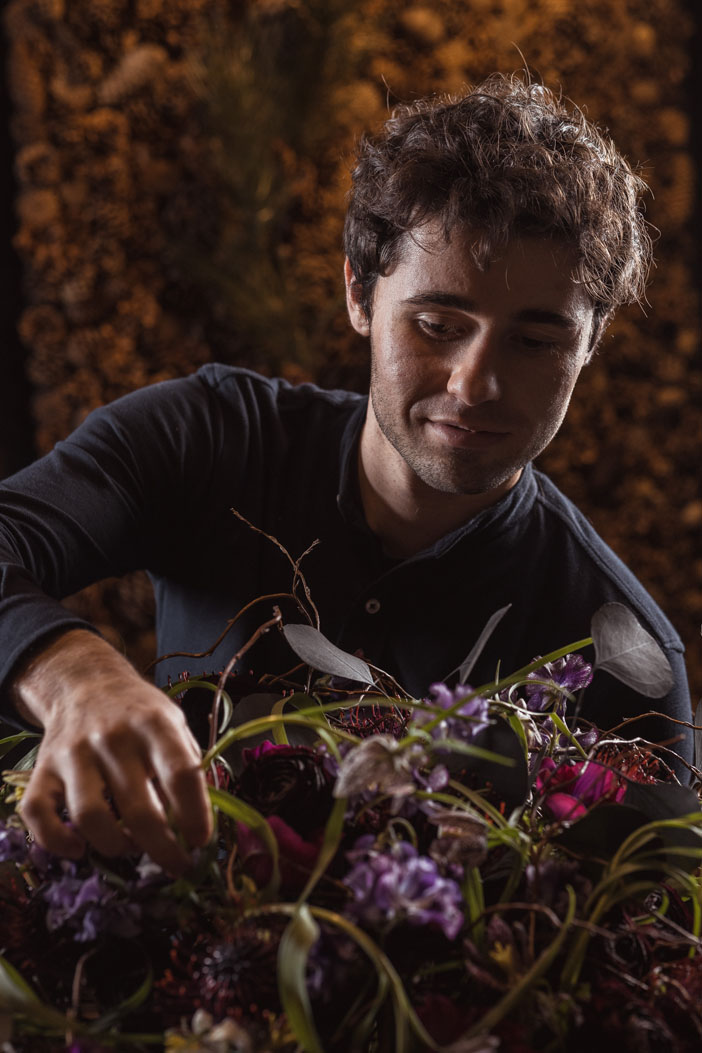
[385,222,593,315]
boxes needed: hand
[12,629,213,875]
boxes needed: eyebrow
[403,293,580,331]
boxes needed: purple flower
[342,836,464,940]
[0,821,28,863]
[414,683,491,747]
[43,868,141,942]
[525,654,593,714]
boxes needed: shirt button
[365,598,381,615]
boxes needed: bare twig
[230,506,320,626]
[208,607,284,754]
[144,591,305,675]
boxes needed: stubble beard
[369,388,529,497]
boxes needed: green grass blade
[278,905,324,1053]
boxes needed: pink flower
[536,757,624,822]
[236,816,323,894]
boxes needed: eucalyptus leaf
[283,623,373,684]
[458,604,512,684]
[278,906,323,1053]
[591,603,673,697]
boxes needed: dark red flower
[235,742,335,837]
[235,816,324,894]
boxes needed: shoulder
[530,468,683,651]
[72,365,365,453]
[195,364,365,417]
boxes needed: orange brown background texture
[2,0,700,703]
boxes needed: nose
[445,332,501,406]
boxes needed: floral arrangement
[2,597,702,1053]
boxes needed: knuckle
[17,791,45,824]
[120,804,158,832]
[71,801,108,830]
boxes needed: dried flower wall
[4,0,700,698]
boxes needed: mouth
[426,419,509,448]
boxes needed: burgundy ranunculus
[235,742,335,837]
[236,816,324,894]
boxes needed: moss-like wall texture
[5,0,700,701]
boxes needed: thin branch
[144,591,305,674]
[230,506,320,626]
[208,607,284,753]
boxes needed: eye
[515,333,559,353]
[416,317,464,341]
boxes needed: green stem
[465,886,577,1038]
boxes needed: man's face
[347,224,597,498]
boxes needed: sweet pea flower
[43,868,141,942]
[525,654,593,715]
[0,821,28,864]
[414,683,491,747]
[343,836,464,940]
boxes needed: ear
[344,258,370,336]
[584,310,612,362]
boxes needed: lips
[426,419,509,449]
[431,418,507,434]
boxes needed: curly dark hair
[343,73,653,329]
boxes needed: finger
[61,759,134,858]
[100,756,193,875]
[107,779,192,876]
[137,705,213,850]
[149,746,213,850]
[19,767,86,860]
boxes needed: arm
[0,374,233,870]
[12,628,212,874]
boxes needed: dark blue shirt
[0,364,692,764]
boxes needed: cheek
[538,366,583,426]
[373,328,431,387]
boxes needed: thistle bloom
[343,836,464,940]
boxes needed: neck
[358,413,520,559]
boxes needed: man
[0,74,692,874]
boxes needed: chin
[415,463,521,496]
